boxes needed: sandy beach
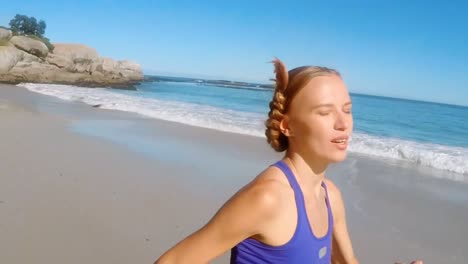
[1,83,467,263]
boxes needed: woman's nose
[334,111,349,131]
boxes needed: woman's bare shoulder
[323,178,346,220]
[231,165,292,213]
[202,165,292,238]
[323,178,341,197]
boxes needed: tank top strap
[274,161,334,226]
[273,160,306,206]
[321,181,334,227]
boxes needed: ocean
[18,80,468,178]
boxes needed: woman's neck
[284,151,328,197]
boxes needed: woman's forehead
[294,75,350,105]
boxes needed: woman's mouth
[331,139,347,144]
[331,136,349,150]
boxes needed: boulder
[117,60,143,80]
[0,46,20,73]
[10,36,49,58]
[53,43,99,61]
[46,53,73,68]
[0,28,12,45]
[18,49,42,63]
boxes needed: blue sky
[1,0,467,106]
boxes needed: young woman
[155,59,422,264]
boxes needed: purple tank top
[230,160,334,264]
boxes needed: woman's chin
[328,152,348,163]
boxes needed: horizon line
[143,72,468,108]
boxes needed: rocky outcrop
[0,35,143,89]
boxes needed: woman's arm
[155,179,283,264]
[324,179,359,264]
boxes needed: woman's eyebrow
[312,103,334,109]
[312,101,352,109]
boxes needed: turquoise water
[352,94,468,148]
[19,81,468,177]
[136,81,468,149]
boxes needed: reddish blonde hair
[265,58,341,152]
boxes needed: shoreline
[17,81,468,178]
[1,83,467,263]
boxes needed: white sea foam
[19,83,265,137]
[349,133,468,178]
[20,83,468,179]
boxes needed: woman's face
[285,75,353,163]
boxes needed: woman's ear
[279,115,293,137]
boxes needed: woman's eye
[319,112,330,116]
[343,107,352,114]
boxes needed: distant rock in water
[0,30,143,89]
